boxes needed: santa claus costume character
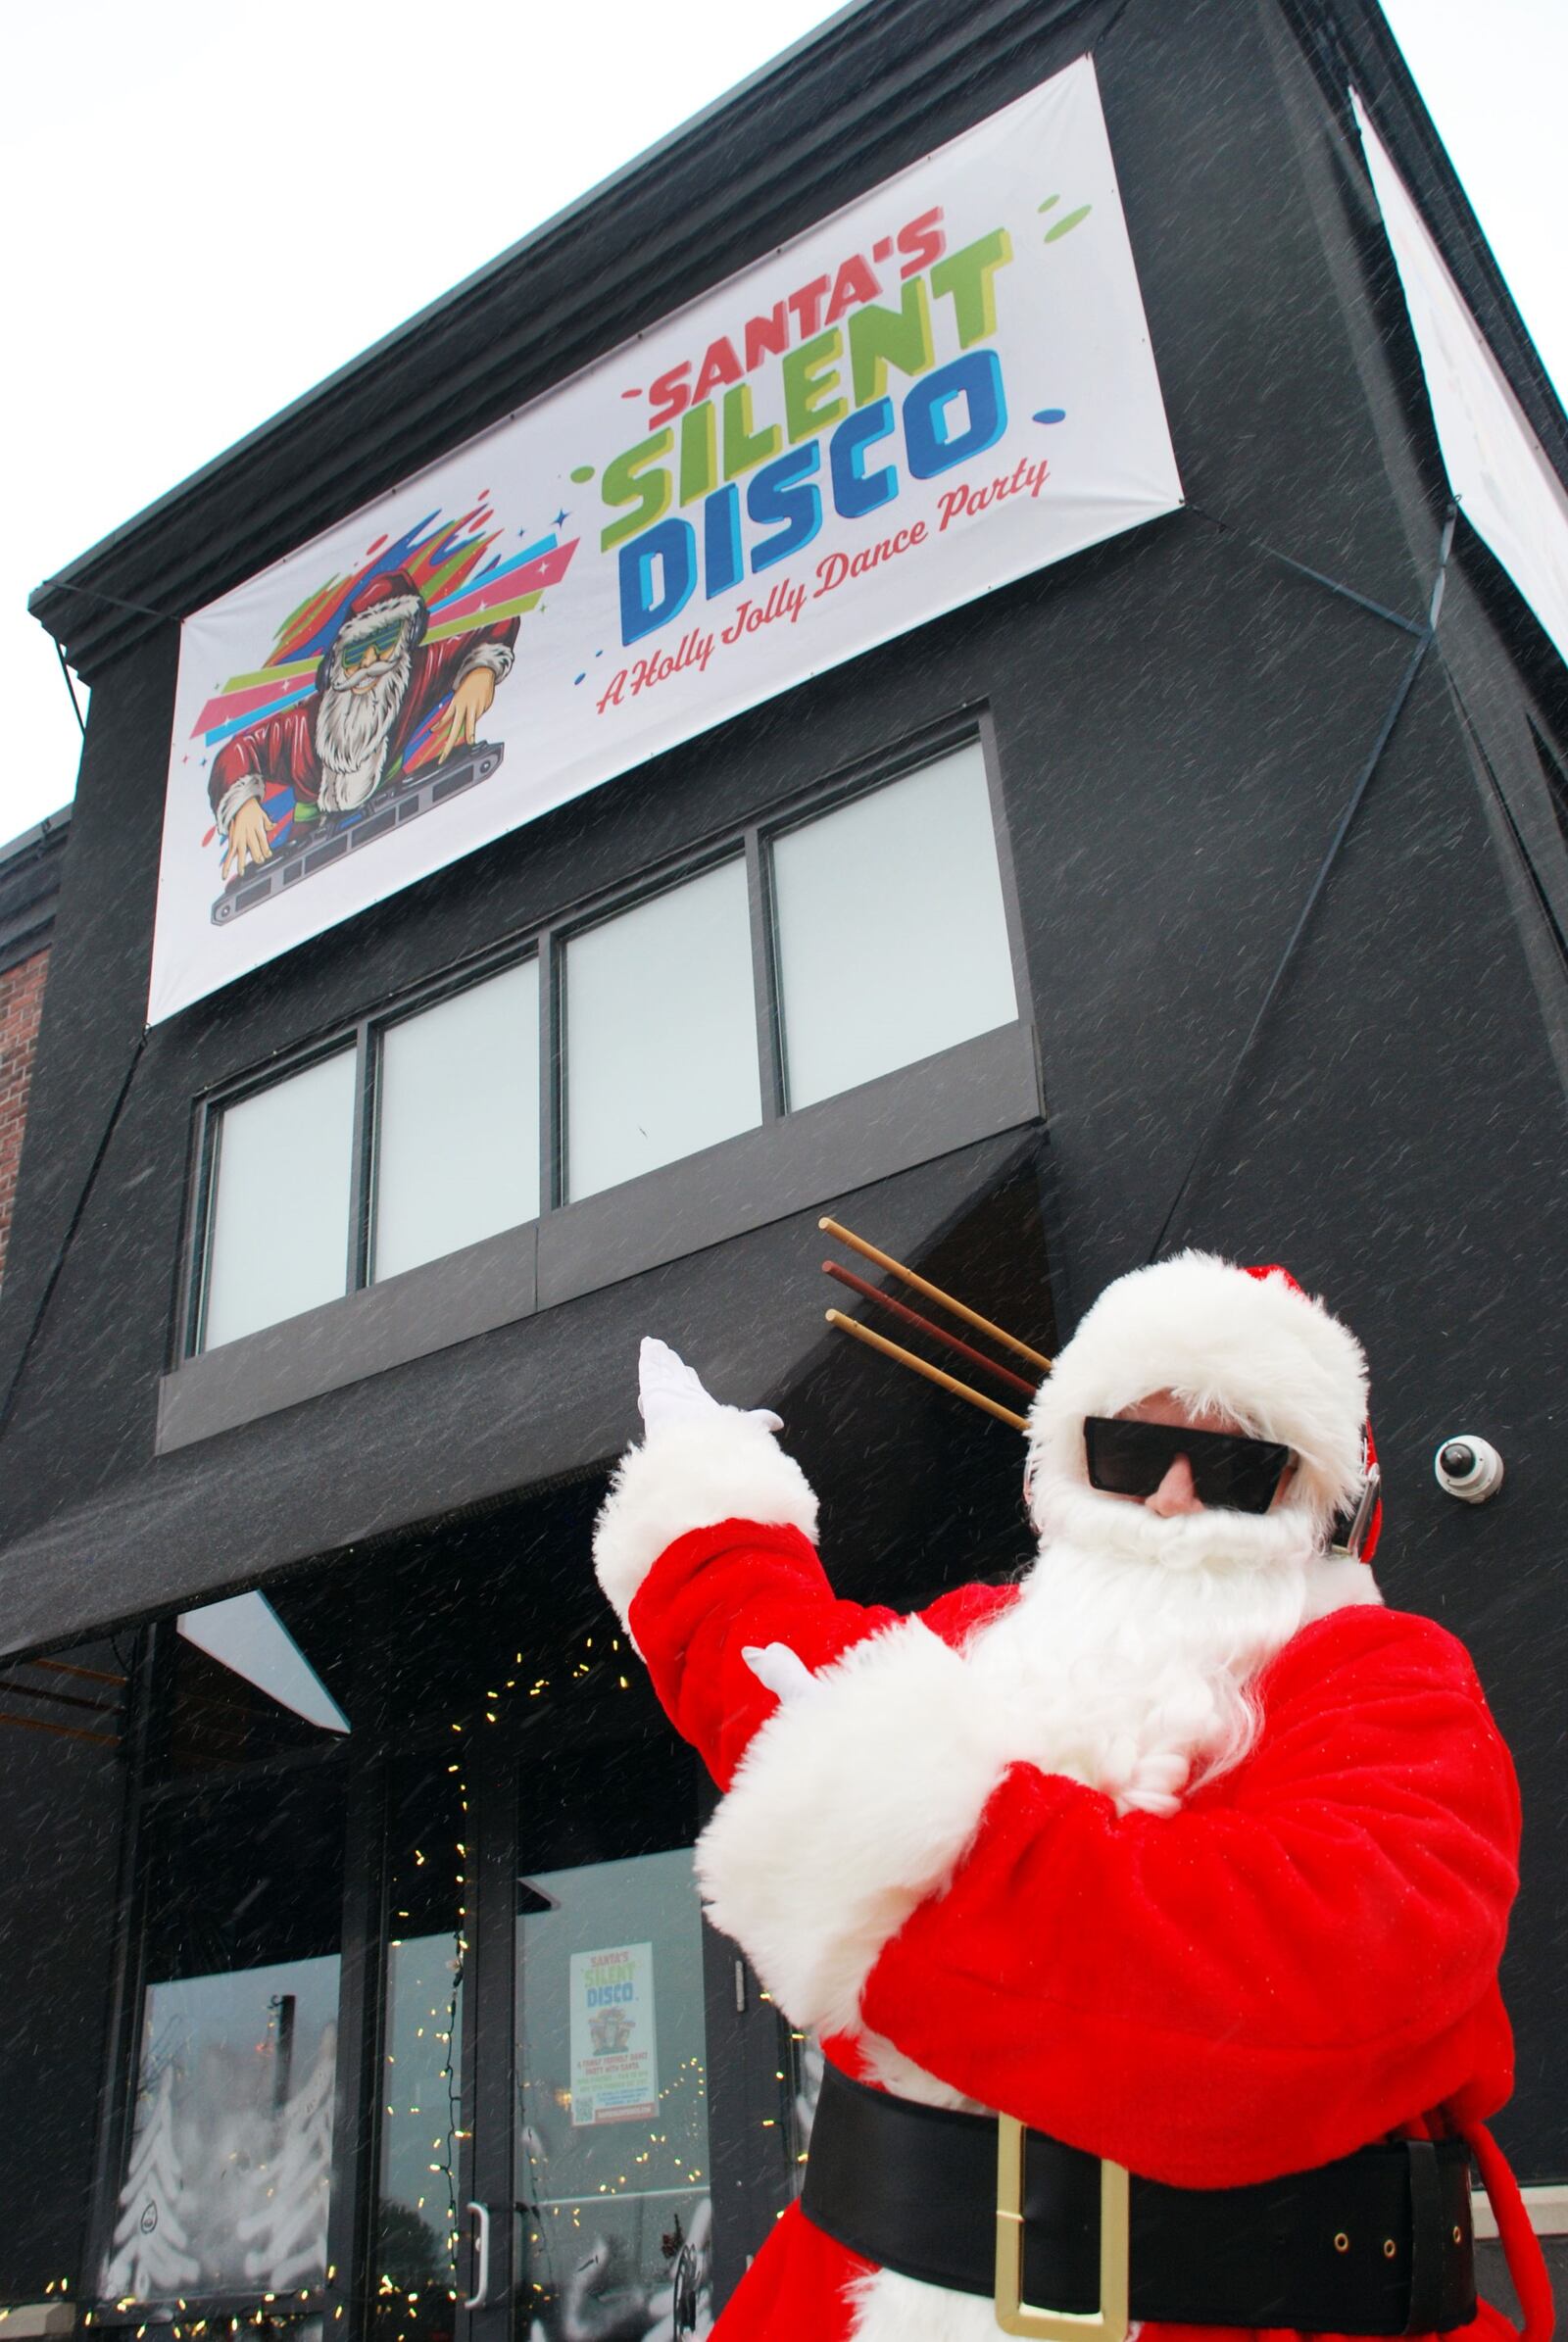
[591,1253,1553,2342]
[208,567,518,881]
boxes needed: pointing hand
[637,1338,783,1437]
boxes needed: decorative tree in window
[238,2023,336,2289]
[103,2065,202,2300]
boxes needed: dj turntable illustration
[212,740,507,924]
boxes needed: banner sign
[568,1941,660,2126]
[150,54,1181,1022]
[1352,93,1568,677]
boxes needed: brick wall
[0,947,50,1286]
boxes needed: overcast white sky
[3,0,1564,851]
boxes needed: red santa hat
[333,566,427,652]
[1027,1251,1374,1543]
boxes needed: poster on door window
[148,50,1182,1025]
[568,1941,660,2126]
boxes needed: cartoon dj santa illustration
[208,567,517,881]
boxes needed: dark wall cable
[1145,510,1455,1261]
[0,1031,149,1440]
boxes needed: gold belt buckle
[994,2114,1131,2342]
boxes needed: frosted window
[373,961,539,1283]
[107,1961,340,2302]
[104,1771,343,2306]
[565,861,760,1201]
[203,1050,357,1351]
[772,745,1017,1110]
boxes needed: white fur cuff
[593,1411,818,1626]
[697,1618,1008,2035]
[456,639,515,686]
[216,775,264,829]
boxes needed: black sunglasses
[1083,1416,1292,1514]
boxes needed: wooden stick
[819,1217,1052,1372]
[0,1708,121,1747]
[823,1260,1038,1397]
[826,1309,1030,1432]
[30,1655,127,1687]
[0,1676,122,1719]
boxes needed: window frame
[177,941,547,1364]
[368,952,546,1286]
[556,840,762,1204]
[763,730,1023,1115]
[165,710,1038,1449]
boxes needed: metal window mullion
[185,1096,221,1360]
[974,706,1031,1027]
[745,829,785,1123]
[323,1707,388,2335]
[537,933,560,1213]
[464,1741,517,2334]
[346,1021,374,1293]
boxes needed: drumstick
[819,1216,1051,1372]
[826,1309,1030,1432]
[822,1260,1038,1398]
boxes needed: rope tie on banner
[33,576,179,625]
[54,642,86,740]
[35,576,179,738]
[35,575,181,741]
[1146,507,1457,1262]
[1185,501,1433,640]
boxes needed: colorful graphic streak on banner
[151,54,1181,1023]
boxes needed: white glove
[637,1337,782,1437]
[742,1641,819,1706]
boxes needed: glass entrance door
[503,1724,718,2342]
[368,1654,803,2342]
[514,1844,713,2340]
[371,1715,723,2342]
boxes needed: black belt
[801,2063,1477,2335]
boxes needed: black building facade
[6,1,1567,2335]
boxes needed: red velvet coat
[627,1517,1527,2342]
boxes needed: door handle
[464,2200,491,2310]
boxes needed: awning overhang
[0,1128,1048,1662]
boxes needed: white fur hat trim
[335,590,423,644]
[1028,1251,1368,1527]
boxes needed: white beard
[985,1480,1317,1799]
[858,1487,1315,2114]
[848,1487,1315,2341]
[314,647,411,810]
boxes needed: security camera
[1433,1437,1504,1504]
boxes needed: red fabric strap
[1464,2121,1555,2342]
